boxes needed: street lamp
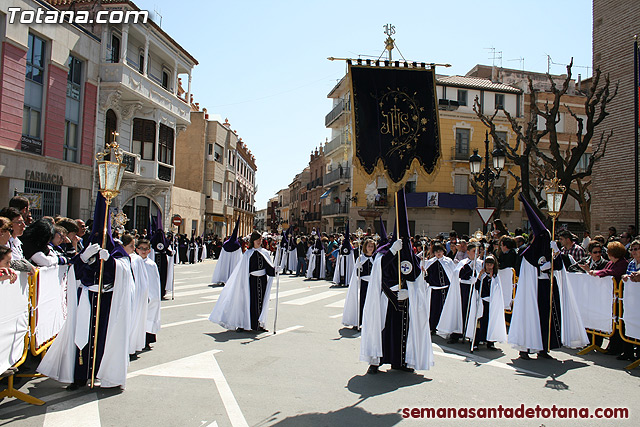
[469,131,506,232]
[91,131,125,388]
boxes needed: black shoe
[236,328,245,332]
[367,365,379,375]
[487,343,498,351]
[257,327,269,333]
[129,354,138,361]
[537,351,554,360]
[617,353,634,361]
[519,351,532,360]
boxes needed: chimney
[577,73,582,92]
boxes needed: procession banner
[0,272,29,374]
[566,272,614,334]
[349,64,440,183]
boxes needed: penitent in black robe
[249,250,275,330]
[425,261,451,332]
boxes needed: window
[64,55,82,163]
[132,118,156,160]
[214,144,223,163]
[454,175,468,195]
[576,153,591,173]
[158,124,174,165]
[405,181,416,193]
[494,131,507,150]
[110,33,120,63]
[457,89,468,106]
[161,70,169,90]
[23,33,46,140]
[138,51,145,74]
[455,128,470,159]
[495,94,505,110]
[212,182,222,201]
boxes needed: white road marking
[329,313,343,319]
[162,315,210,328]
[162,300,215,310]
[324,298,346,308]
[127,350,249,427]
[284,290,343,305]
[43,392,101,427]
[433,344,545,377]
[173,283,215,290]
[173,287,224,297]
[269,288,311,299]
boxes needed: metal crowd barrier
[617,279,640,370]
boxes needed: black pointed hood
[340,222,353,255]
[222,217,241,252]
[86,193,116,252]
[378,217,388,245]
[519,193,551,265]
[279,230,288,248]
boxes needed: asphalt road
[1,259,639,426]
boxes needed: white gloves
[354,257,364,269]
[398,289,409,301]
[550,241,560,253]
[540,261,551,271]
[80,243,100,262]
[275,267,283,275]
[98,249,110,261]
[390,239,403,255]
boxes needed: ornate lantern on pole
[544,173,565,351]
[90,131,125,388]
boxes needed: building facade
[306,147,325,233]
[174,110,256,238]
[590,0,640,235]
[0,0,100,220]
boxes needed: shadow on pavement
[204,330,259,343]
[333,328,360,341]
[263,405,402,427]
[347,371,431,399]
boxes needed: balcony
[325,99,350,127]
[323,167,350,187]
[324,134,350,155]
[306,177,323,190]
[99,62,190,123]
[137,160,174,184]
[322,203,350,216]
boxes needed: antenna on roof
[152,6,163,27]
[508,57,525,71]
[486,47,502,68]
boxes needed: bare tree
[474,60,617,228]
[468,169,521,219]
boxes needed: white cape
[129,254,149,354]
[508,259,588,352]
[306,250,326,279]
[209,248,273,330]
[212,247,243,284]
[287,248,298,272]
[437,257,481,338]
[342,255,371,327]
[143,256,162,334]
[464,274,508,343]
[332,251,355,285]
[360,255,434,371]
[38,256,133,388]
[201,244,207,261]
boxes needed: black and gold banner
[350,64,440,183]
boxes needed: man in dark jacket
[296,236,308,276]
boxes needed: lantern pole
[90,132,123,388]
[545,174,565,352]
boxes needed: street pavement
[1,259,639,426]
